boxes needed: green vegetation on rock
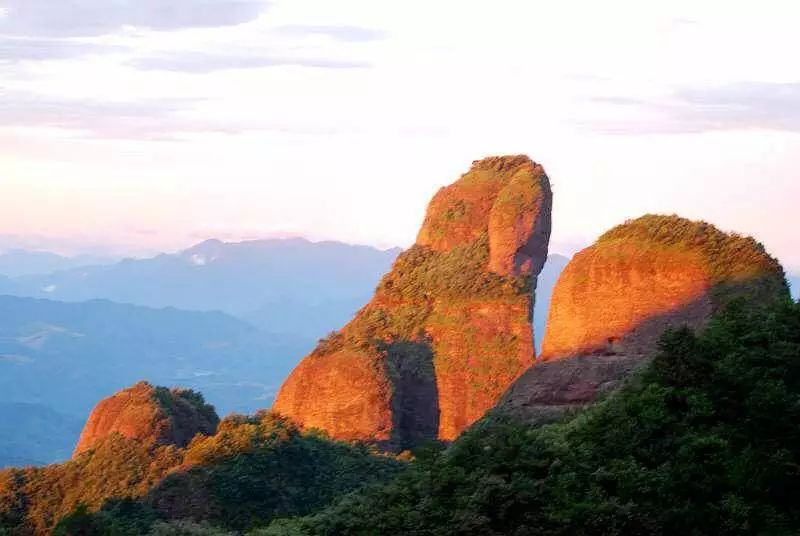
[152,385,220,429]
[0,413,403,534]
[257,299,800,535]
[376,235,528,304]
[1,434,182,535]
[313,234,529,358]
[598,214,789,302]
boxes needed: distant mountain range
[0,239,402,466]
[0,274,16,295]
[9,238,402,339]
[0,294,310,413]
[0,294,311,466]
[789,274,799,301]
[534,254,570,352]
[0,249,115,278]
[0,403,83,467]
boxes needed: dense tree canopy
[260,299,800,535]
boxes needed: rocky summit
[494,214,789,424]
[73,381,219,456]
[541,214,788,361]
[273,155,552,447]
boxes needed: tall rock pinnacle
[273,155,552,447]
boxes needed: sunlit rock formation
[273,155,552,447]
[74,381,219,456]
[495,214,789,424]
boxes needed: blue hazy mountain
[12,238,402,339]
[0,403,84,467]
[534,254,570,352]
[0,249,115,278]
[0,245,571,467]
[0,294,313,467]
[0,274,18,295]
[0,239,399,467]
[0,295,309,416]
[789,274,799,301]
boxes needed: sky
[0,0,798,271]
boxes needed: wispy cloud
[0,2,382,71]
[0,0,271,62]
[675,82,800,130]
[273,24,386,42]
[130,51,371,73]
[587,82,800,134]
[0,0,270,37]
[0,90,200,139]
[0,36,121,61]
[0,89,354,139]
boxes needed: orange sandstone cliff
[73,381,219,457]
[273,155,552,447]
[494,214,789,423]
[541,214,788,361]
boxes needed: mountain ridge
[8,238,401,339]
[0,293,308,467]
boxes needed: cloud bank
[591,82,800,134]
[0,0,270,37]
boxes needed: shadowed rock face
[273,155,552,447]
[493,354,649,425]
[73,382,219,457]
[494,215,789,425]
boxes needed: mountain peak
[416,154,551,277]
[273,154,553,448]
[542,214,789,361]
[183,238,224,255]
[73,381,219,457]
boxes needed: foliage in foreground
[1,414,403,535]
[260,299,800,535]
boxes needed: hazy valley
[0,239,572,467]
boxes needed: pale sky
[0,0,798,271]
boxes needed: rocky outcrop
[73,381,219,457]
[493,354,649,425]
[273,155,552,447]
[417,155,552,278]
[541,215,788,361]
[495,214,789,424]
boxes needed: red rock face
[541,244,714,360]
[426,299,534,440]
[73,382,219,457]
[417,155,551,278]
[493,215,790,425]
[541,215,788,361]
[269,349,395,441]
[273,155,552,447]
